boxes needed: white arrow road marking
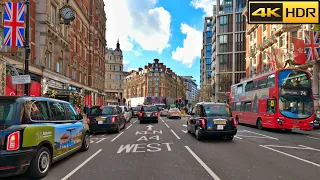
[182,130,187,133]
[146,125,153,131]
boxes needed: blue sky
[104,0,216,87]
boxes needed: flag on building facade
[265,52,277,71]
[304,31,320,61]
[3,2,25,47]
[292,38,306,65]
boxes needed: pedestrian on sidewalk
[83,104,90,115]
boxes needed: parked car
[87,105,126,133]
[0,96,90,179]
[119,106,131,123]
[130,106,140,117]
[187,102,237,141]
[167,108,181,119]
[138,105,159,124]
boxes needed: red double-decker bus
[229,68,314,131]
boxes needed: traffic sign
[12,75,31,84]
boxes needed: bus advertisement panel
[229,68,314,131]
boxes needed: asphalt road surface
[9,117,320,180]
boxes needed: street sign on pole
[12,75,31,84]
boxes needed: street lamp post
[24,0,31,96]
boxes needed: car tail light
[232,118,237,127]
[86,118,90,124]
[154,112,158,116]
[7,131,20,151]
[199,119,206,129]
[112,117,116,123]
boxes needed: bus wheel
[256,118,263,130]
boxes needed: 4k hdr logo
[248,1,319,24]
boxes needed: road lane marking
[90,135,92,137]
[170,129,181,139]
[101,134,105,137]
[182,130,187,133]
[111,132,124,142]
[234,136,243,139]
[298,145,320,152]
[262,145,310,150]
[242,130,279,140]
[61,149,103,180]
[133,120,137,123]
[260,145,320,167]
[164,123,170,128]
[185,146,221,180]
[183,124,187,127]
[126,124,133,129]
[236,135,274,139]
[96,138,106,144]
[307,136,320,140]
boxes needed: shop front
[5,70,42,96]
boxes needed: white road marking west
[182,130,187,133]
[307,136,320,140]
[126,124,133,129]
[96,138,106,144]
[234,136,243,139]
[164,123,170,128]
[185,146,221,180]
[242,130,279,140]
[61,149,103,180]
[183,124,187,127]
[111,132,124,142]
[260,145,320,167]
[170,129,181,139]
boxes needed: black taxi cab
[138,105,159,124]
[187,102,237,140]
[0,96,90,179]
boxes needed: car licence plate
[146,113,151,117]
[96,117,105,121]
[98,121,103,124]
[217,125,224,130]
[214,120,226,125]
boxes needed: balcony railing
[246,24,258,35]
[272,24,302,37]
[257,35,277,51]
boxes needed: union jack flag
[304,31,320,61]
[265,52,277,71]
[3,2,25,47]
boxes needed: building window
[291,31,298,38]
[84,68,88,84]
[50,4,56,25]
[120,66,122,71]
[45,51,51,69]
[79,43,82,56]
[109,74,112,79]
[56,59,62,73]
[72,68,76,79]
[280,35,285,47]
[79,72,82,83]
[74,37,77,52]
[115,74,120,80]
[115,66,119,71]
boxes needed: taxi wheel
[195,129,202,141]
[226,135,234,140]
[27,146,51,179]
[116,125,120,133]
[81,133,90,151]
[123,122,126,129]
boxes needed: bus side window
[268,74,275,87]
[267,99,275,113]
[245,102,251,112]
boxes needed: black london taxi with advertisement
[187,102,237,140]
[138,105,159,124]
[87,105,126,133]
[0,96,90,179]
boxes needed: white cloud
[133,50,142,56]
[190,0,216,16]
[104,0,171,53]
[128,68,139,72]
[171,24,202,68]
[123,60,130,71]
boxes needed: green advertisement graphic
[22,126,55,147]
